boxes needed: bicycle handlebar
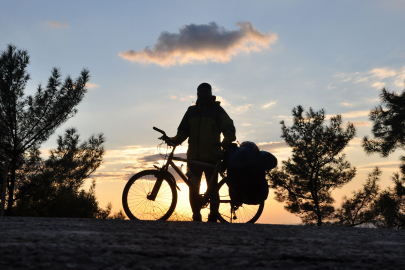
[153,126,166,136]
[153,127,177,147]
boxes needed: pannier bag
[226,142,277,205]
[256,150,278,170]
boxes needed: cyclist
[171,83,236,222]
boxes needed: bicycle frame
[149,144,225,206]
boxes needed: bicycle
[122,127,264,223]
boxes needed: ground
[0,217,404,269]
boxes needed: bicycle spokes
[123,172,177,221]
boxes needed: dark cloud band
[119,22,277,66]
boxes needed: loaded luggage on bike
[226,141,277,205]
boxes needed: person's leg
[187,162,203,221]
[203,163,219,222]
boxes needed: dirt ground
[0,217,404,270]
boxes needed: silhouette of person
[171,83,236,221]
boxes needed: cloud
[327,110,369,119]
[46,20,70,29]
[104,145,161,165]
[242,123,251,126]
[334,66,405,90]
[274,115,291,119]
[333,72,358,83]
[138,153,187,163]
[99,144,189,182]
[333,73,346,79]
[89,172,134,182]
[233,104,253,114]
[369,67,397,79]
[354,76,368,83]
[212,86,223,93]
[351,121,372,127]
[123,152,188,183]
[358,161,401,170]
[325,83,335,90]
[342,77,353,82]
[262,101,277,109]
[118,22,278,67]
[103,144,189,165]
[394,78,405,88]
[275,110,369,123]
[216,96,231,106]
[367,98,380,103]
[86,82,99,89]
[179,95,196,102]
[347,137,363,146]
[372,82,386,89]
[394,67,405,87]
[257,141,289,153]
[169,95,177,99]
[340,102,354,107]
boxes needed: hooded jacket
[175,96,236,161]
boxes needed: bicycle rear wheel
[216,178,264,223]
[122,170,177,220]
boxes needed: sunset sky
[1,0,405,223]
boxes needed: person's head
[197,83,212,104]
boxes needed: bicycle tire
[216,178,264,223]
[122,170,177,220]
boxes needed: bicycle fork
[147,173,164,201]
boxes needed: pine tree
[0,44,89,214]
[14,128,105,217]
[333,167,380,226]
[373,172,405,229]
[363,87,405,162]
[362,86,405,228]
[268,106,356,225]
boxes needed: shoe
[192,213,202,222]
[207,213,218,222]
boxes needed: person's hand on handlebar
[160,136,177,147]
[153,127,178,146]
[167,136,179,146]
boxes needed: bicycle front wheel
[122,170,177,220]
[217,178,264,223]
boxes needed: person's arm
[218,107,236,147]
[172,107,190,143]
